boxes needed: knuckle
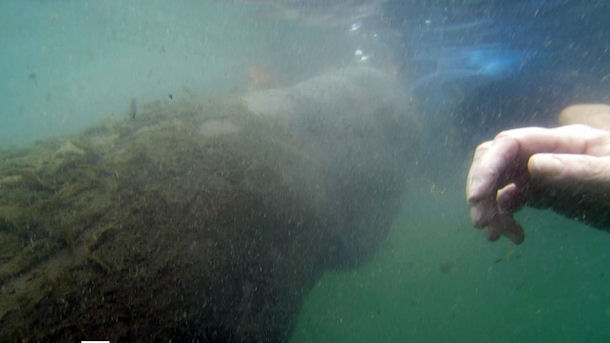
[474,140,492,154]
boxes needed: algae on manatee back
[0,67,416,342]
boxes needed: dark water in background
[386,0,610,148]
[1,0,609,341]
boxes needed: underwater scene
[0,0,609,342]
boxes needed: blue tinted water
[386,0,610,145]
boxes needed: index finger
[466,134,521,227]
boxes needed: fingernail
[471,203,493,228]
[485,227,501,241]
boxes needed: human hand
[559,104,610,131]
[466,125,610,244]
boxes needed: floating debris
[129,97,137,119]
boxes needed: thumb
[528,153,610,188]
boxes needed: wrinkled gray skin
[245,66,417,267]
[0,66,416,343]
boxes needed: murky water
[291,167,610,342]
[1,1,609,342]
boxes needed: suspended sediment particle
[130,98,137,119]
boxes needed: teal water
[0,0,349,147]
[291,167,610,342]
[2,0,609,341]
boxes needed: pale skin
[466,106,610,244]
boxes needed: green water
[2,1,609,341]
[291,168,610,342]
